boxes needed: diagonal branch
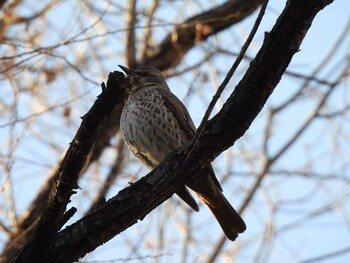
[11,72,127,263]
[10,0,334,262]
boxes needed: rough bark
[11,72,126,263]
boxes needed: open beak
[119,65,135,76]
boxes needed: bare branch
[140,0,263,69]
[11,72,126,263]
[189,0,269,158]
[299,246,350,263]
[125,0,137,67]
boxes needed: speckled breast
[120,86,186,168]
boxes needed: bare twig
[125,0,137,67]
[188,0,269,159]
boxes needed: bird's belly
[121,100,185,165]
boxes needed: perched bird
[119,65,246,241]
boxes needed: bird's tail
[187,169,246,241]
[196,188,246,241]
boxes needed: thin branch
[125,0,137,67]
[215,48,336,86]
[140,0,159,60]
[140,0,263,69]
[299,246,350,263]
[188,0,269,159]
[0,221,11,236]
[12,0,60,24]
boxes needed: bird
[119,65,246,241]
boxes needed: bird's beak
[119,65,136,76]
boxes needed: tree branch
[141,0,263,69]
[125,0,137,68]
[11,0,333,262]
[11,72,126,263]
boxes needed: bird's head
[119,65,169,93]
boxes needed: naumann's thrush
[119,65,246,241]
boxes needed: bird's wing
[156,87,223,191]
[156,88,196,139]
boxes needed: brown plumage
[119,65,246,241]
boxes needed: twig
[187,0,269,160]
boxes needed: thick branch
[17,0,334,262]
[11,72,126,263]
